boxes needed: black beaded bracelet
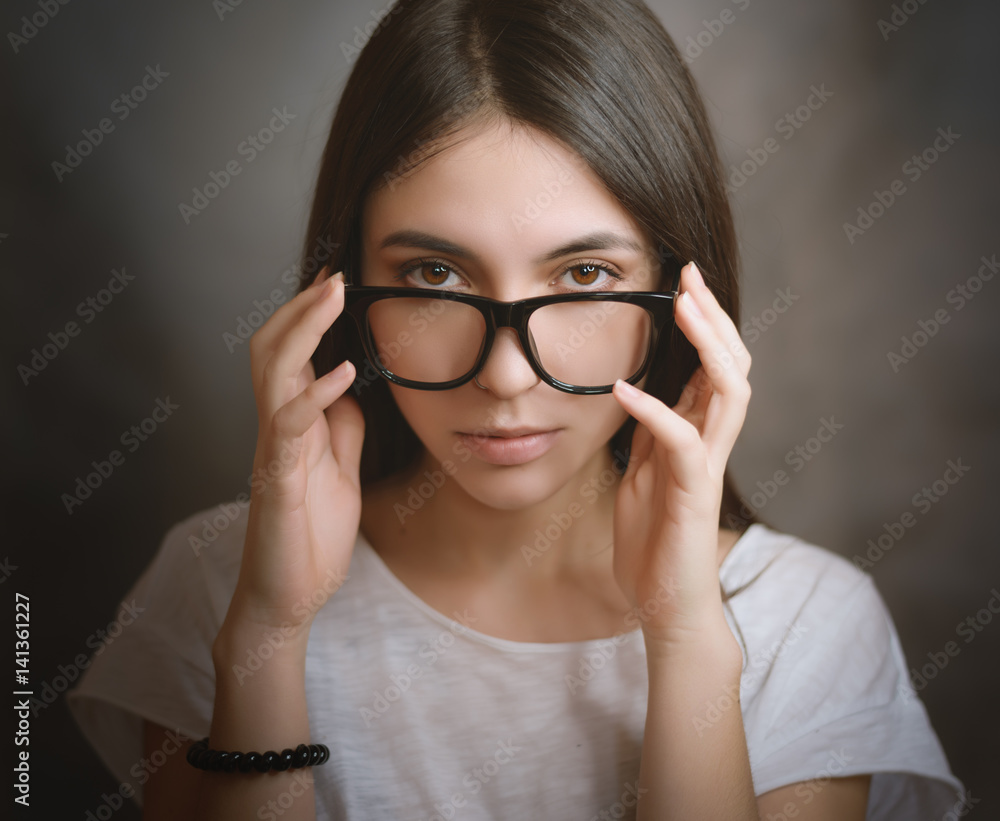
[186,737,330,773]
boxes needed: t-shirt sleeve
[740,565,966,819]
[67,508,240,806]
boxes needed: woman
[68,1,963,818]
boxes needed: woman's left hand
[611,261,751,649]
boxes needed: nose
[472,327,541,397]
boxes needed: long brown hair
[302,0,753,532]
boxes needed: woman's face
[360,118,660,510]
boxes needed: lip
[456,428,561,466]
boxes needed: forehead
[362,118,647,254]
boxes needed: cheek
[581,395,633,444]
[387,386,464,443]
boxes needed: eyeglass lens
[366,296,651,388]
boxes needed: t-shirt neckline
[355,523,764,653]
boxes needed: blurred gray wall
[4,0,998,816]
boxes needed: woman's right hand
[224,268,365,638]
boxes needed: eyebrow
[377,229,646,265]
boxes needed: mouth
[456,428,562,466]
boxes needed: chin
[449,466,569,512]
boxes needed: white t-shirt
[67,504,965,820]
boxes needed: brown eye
[571,264,601,285]
[421,263,451,285]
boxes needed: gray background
[4,0,998,817]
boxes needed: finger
[249,267,336,368]
[681,263,751,378]
[259,276,348,416]
[674,287,749,404]
[673,281,751,466]
[612,379,709,495]
[264,360,357,463]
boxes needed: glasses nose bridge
[477,300,535,372]
[483,299,523,332]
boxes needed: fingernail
[326,360,351,379]
[615,379,641,397]
[682,290,704,318]
[331,271,345,283]
[689,261,707,288]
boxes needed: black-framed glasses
[341,286,677,395]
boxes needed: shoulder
[720,525,897,754]
[721,523,895,701]
[719,525,965,812]
[721,524,883,655]
[162,500,250,569]
[126,502,252,632]
[721,522,867,602]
